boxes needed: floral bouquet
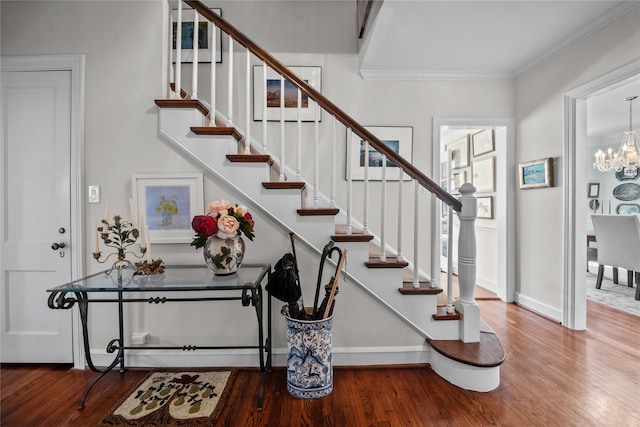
[191,200,255,249]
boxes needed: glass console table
[46,264,272,410]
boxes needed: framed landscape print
[347,126,413,181]
[519,157,553,189]
[253,65,322,122]
[172,8,222,63]
[132,173,203,243]
[477,196,493,219]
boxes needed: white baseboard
[514,292,562,322]
[87,345,431,368]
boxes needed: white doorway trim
[432,117,516,302]
[563,59,640,331]
[2,54,86,367]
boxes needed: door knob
[51,242,66,250]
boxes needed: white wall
[1,1,513,366]
[515,8,640,319]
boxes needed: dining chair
[591,214,640,300]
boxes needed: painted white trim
[359,69,513,82]
[86,345,432,368]
[432,117,516,302]
[1,54,86,368]
[514,292,562,322]
[562,59,640,331]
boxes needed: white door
[1,69,74,362]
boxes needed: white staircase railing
[165,0,480,342]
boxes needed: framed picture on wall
[588,182,600,198]
[347,126,413,181]
[472,129,495,157]
[519,157,554,189]
[252,65,322,122]
[451,169,467,193]
[472,157,495,193]
[448,136,469,169]
[477,196,493,219]
[171,8,222,63]
[132,173,204,244]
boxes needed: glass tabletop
[46,264,270,293]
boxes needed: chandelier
[593,96,640,177]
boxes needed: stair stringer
[157,106,461,342]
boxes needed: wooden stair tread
[297,208,340,216]
[191,126,242,141]
[332,225,374,242]
[427,331,505,368]
[432,305,462,320]
[226,154,272,164]
[154,99,209,116]
[399,281,442,295]
[365,256,409,268]
[262,182,306,190]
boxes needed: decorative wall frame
[477,196,493,219]
[347,126,413,181]
[472,157,495,193]
[472,129,495,157]
[519,157,553,189]
[132,173,204,244]
[588,182,600,198]
[172,8,222,63]
[616,203,640,214]
[448,136,469,169]
[451,169,468,193]
[613,182,640,201]
[252,65,321,122]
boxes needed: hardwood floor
[2,299,639,426]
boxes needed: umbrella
[315,249,347,320]
[265,233,306,319]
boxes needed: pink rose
[206,200,232,217]
[191,215,217,238]
[216,214,240,238]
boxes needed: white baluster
[330,116,336,208]
[227,37,233,126]
[346,128,353,234]
[244,49,250,154]
[209,17,216,125]
[175,1,182,99]
[296,89,302,180]
[447,205,454,310]
[313,104,319,207]
[191,9,198,100]
[380,154,387,262]
[279,76,285,182]
[363,139,369,234]
[168,8,174,98]
[413,181,420,287]
[397,168,403,262]
[261,62,267,152]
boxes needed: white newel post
[456,183,480,343]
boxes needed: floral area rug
[97,370,236,426]
[586,265,640,317]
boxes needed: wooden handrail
[184,0,462,212]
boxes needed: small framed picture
[472,157,495,193]
[472,130,495,157]
[451,169,468,193]
[588,182,600,198]
[132,173,204,243]
[477,196,493,219]
[519,157,554,190]
[347,126,413,181]
[253,65,321,122]
[449,136,469,169]
[171,8,222,63]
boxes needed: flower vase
[203,234,245,275]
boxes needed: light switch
[88,185,101,204]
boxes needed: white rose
[216,214,240,238]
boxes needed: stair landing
[427,331,505,368]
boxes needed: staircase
[155,0,503,392]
